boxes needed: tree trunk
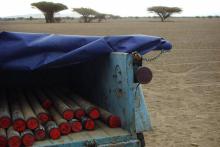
[157,13,164,22]
[164,13,171,22]
[160,16,165,22]
[48,13,55,23]
[44,14,49,23]
[44,13,55,23]
[82,16,88,23]
[88,17,93,23]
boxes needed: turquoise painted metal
[34,52,151,147]
[134,85,152,132]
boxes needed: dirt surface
[1,18,220,147]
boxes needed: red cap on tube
[63,110,74,120]
[75,109,85,120]
[35,129,46,140]
[38,113,49,123]
[8,136,21,147]
[88,108,100,120]
[27,118,39,130]
[71,121,82,132]
[59,123,71,135]
[0,136,7,147]
[0,116,11,128]
[108,116,121,128]
[42,99,52,109]
[84,119,95,130]
[13,119,26,132]
[22,133,35,146]
[49,128,60,140]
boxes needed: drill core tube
[18,91,39,130]
[48,107,71,135]
[0,90,12,128]
[69,119,82,132]
[21,129,35,146]
[44,90,74,120]
[9,93,26,132]
[0,128,7,147]
[55,91,85,120]
[7,126,21,147]
[98,107,121,128]
[34,90,53,109]
[45,121,60,140]
[34,124,46,141]
[81,116,95,130]
[25,91,50,123]
[70,94,100,120]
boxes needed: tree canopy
[31,1,67,23]
[73,8,106,23]
[148,6,182,22]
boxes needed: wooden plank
[34,121,129,146]
[34,139,51,147]
[34,135,72,147]
[95,121,128,137]
[48,135,72,145]
[68,131,91,141]
[86,121,109,139]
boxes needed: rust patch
[116,89,123,97]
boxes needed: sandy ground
[142,19,220,147]
[1,18,220,147]
[144,51,220,147]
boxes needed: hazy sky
[0,0,220,17]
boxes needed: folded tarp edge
[0,31,172,71]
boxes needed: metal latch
[85,140,97,147]
[132,52,153,84]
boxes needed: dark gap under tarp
[0,58,102,99]
[0,32,172,71]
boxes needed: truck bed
[34,121,131,147]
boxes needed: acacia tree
[73,8,98,23]
[73,8,106,23]
[147,6,182,22]
[95,13,106,23]
[106,14,121,19]
[31,1,67,23]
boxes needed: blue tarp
[0,31,172,71]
